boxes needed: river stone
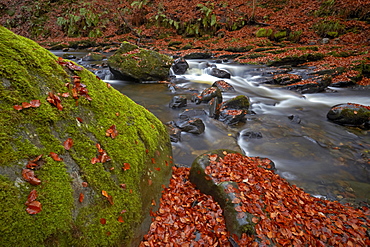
[171,57,189,75]
[212,80,235,92]
[327,103,370,129]
[189,150,256,238]
[0,27,173,247]
[169,95,187,108]
[107,41,173,82]
[218,95,250,125]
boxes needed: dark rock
[217,95,250,125]
[179,109,207,119]
[283,74,332,94]
[207,67,231,79]
[169,95,187,108]
[288,115,301,124]
[62,54,76,59]
[267,73,302,85]
[212,80,235,92]
[168,126,182,142]
[207,97,222,118]
[196,86,222,104]
[171,57,189,75]
[175,118,205,134]
[240,131,263,139]
[82,52,104,61]
[108,41,173,82]
[327,103,370,129]
[183,52,212,59]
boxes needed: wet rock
[217,95,250,125]
[171,57,189,75]
[194,86,222,104]
[327,103,370,129]
[207,97,222,118]
[288,114,301,124]
[183,52,212,59]
[189,150,257,237]
[174,118,205,134]
[212,80,235,92]
[179,109,207,119]
[169,95,187,108]
[108,41,173,82]
[62,54,76,59]
[82,52,104,61]
[167,126,182,142]
[283,74,332,94]
[240,131,263,139]
[265,73,302,85]
[207,67,231,79]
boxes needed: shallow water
[52,50,370,204]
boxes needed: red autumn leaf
[148,179,153,186]
[102,190,108,198]
[30,99,41,108]
[22,169,41,185]
[49,152,63,161]
[22,102,32,109]
[61,92,70,98]
[79,193,84,203]
[100,218,106,224]
[151,158,156,164]
[26,189,38,205]
[82,182,88,187]
[120,209,127,214]
[47,92,63,110]
[91,157,100,164]
[107,83,112,88]
[122,163,130,171]
[154,167,161,171]
[99,152,111,163]
[26,162,38,169]
[63,138,73,150]
[115,112,120,116]
[107,195,114,205]
[26,200,42,214]
[209,154,218,161]
[118,215,124,223]
[13,105,23,110]
[232,197,241,204]
[76,117,83,123]
[66,61,83,71]
[106,125,118,139]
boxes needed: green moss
[0,26,172,246]
[256,28,273,38]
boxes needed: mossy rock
[267,53,325,67]
[327,103,370,129]
[107,41,173,82]
[0,26,173,246]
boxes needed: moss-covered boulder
[0,26,173,246]
[107,41,173,82]
[327,103,370,129]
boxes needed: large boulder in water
[108,41,173,82]
[327,103,370,129]
[0,27,173,247]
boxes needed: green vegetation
[313,19,345,38]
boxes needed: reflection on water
[51,50,370,204]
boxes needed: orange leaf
[13,104,23,110]
[122,163,131,171]
[22,102,32,109]
[26,189,38,205]
[148,179,153,186]
[100,218,106,224]
[49,152,63,161]
[232,198,241,204]
[102,190,109,198]
[79,193,84,203]
[26,201,42,214]
[82,182,88,187]
[63,138,73,150]
[29,99,41,107]
[107,195,114,205]
[118,215,124,223]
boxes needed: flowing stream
[52,50,370,205]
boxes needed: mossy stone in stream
[107,41,173,82]
[0,26,172,247]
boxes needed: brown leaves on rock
[13,99,41,111]
[49,152,63,161]
[22,169,41,185]
[67,76,92,102]
[102,190,114,205]
[57,57,83,71]
[105,125,118,138]
[47,92,63,110]
[91,143,111,164]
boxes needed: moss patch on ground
[0,26,172,246]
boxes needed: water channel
[52,50,370,205]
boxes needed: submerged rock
[171,57,189,75]
[108,41,173,82]
[0,27,173,247]
[169,95,187,108]
[327,103,370,129]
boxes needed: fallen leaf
[102,190,108,198]
[122,163,131,171]
[82,182,88,187]
[63,138,73,150]
[22,102,32,109]
[49,152,63,161]
[13,105,23,110]
[79,193,84,203]
[26,189,38,205]
[26,200,42,214]
[118,215,124,223]
[100,218,106,224]
[29,99,41,107]
[22,169,41,185]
